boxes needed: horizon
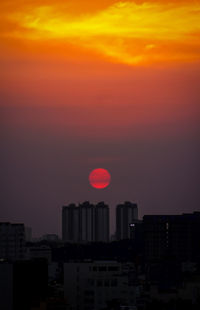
[1,203,199,239]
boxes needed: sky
[0,0,200,237]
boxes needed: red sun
[89,168,111,189]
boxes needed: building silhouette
[64,261,139,310]
[79,201,96,243]
[62,203,79,243]
[62,201,109,243]
[116,202,138,240]
[0,222,25,261]
[0,259,48,310]
[143,212,200,261]
[95,202,110,243]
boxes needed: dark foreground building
[0,259,48,310]
[0,222,25,261]
[143,212,200,262]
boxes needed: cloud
[1,1,200,65]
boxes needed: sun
[89,168,111,189]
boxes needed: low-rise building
[26,245,52,263]
[64,261,141,310]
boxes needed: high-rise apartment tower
[62,201,109,243]
[116,202,138,240]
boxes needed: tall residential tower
[62,201,109,243]
[116,201,138,240]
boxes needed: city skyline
[1,202,199,240]
[1,210,200,310]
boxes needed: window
[88,279,94,286]
[97,280,102,287]
[111,279,118,287]
[99,266,107,271]
[85,290,94,296]
[84,298,94,304]
[108,266,119,271]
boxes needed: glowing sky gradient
[0,0,200,236]
[1,0,200,65]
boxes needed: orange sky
[1,0,200,64]
[1,0,200,137]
